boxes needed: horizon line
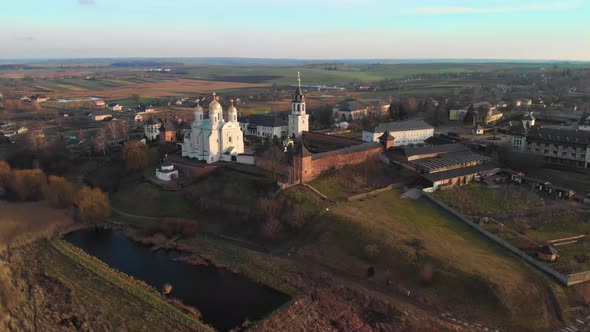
[0,56,589,63]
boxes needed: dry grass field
[0,200,74,251]
[305,190,557,331]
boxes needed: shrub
[9,168,46,201]
[161,219,198,237]
[0,160,10,187]
[261,217,282,239]
[364,244,381,260]
[43,176,78,208]
[418,263,434,285]
[162,283,173,295]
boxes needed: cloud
[78,0,96,5]
[416,1,579,15]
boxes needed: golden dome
[208,92,222,113]
[227,99,237,114]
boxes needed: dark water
[64,229,290,331]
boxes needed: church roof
[239,114,287,127]
[507,122,527,136]
[371,119,433,133]
[160,116,178,131]
[292,72,305,103]
[378,130,395,141]
[194,102,204,112]
[209,93,222,113]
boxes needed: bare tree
[94,128,108,157]
[107,121,119,142]
[118,121,129,140]
[263,145,284,181]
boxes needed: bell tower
[288,72,309,138]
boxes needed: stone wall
[298,144,383,183]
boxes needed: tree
[25,130,46,154]
[94,128,108,157]
[77,187,111,224]
[43,176,78,208]
[122,141,149,171]
[262,145,284,181]
[132,93,141,104]
[261,217,282,239]
[118,121,129,140]
[107,121,119,142]
[9,168,46,201]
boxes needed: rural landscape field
[3,0,590,331]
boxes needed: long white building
[362,119,434,146]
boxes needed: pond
[64,229,290,331]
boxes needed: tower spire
[297,71,301,88]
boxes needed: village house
[449,109,468,121]
[515,98,533,107]
[362,119,434,146]
[89,111,113,121]
[143,118,162,141]
[30,94,48,103]
[484,107,503,124]
[239,114,288,138]
[108,103,124,112]
[332,101,369,121]
[578,114,590,131]
[94,99,106,108]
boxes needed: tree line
[0,161,111,224]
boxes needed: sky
[0,0,589,60]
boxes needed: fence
[422,192,575,286]
[347,184,394,201]
[50,239,213,331]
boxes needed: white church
[288,72,309,138]
[181,75,308,164]
[181,93,245,163]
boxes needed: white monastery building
[363,119,434,146]
[288,73,309,138]
[181,93,245,163]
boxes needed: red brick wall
[298,145,382,183]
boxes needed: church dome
[227,100,237,114]
[209,93,222,114]
[194,103,203,112]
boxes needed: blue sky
[0,0,589,60]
